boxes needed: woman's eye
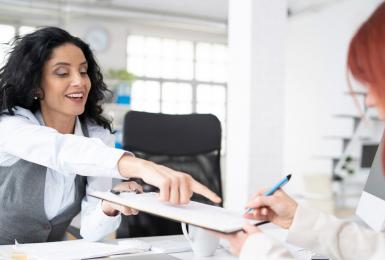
[55,69,68,76]
[80,68,88,75]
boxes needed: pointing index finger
[191,179,222,203]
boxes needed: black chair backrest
[123,111,222,155]
[117,111,222,238]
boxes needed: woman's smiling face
[40,43,91,118]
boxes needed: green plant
[106,69,136,83]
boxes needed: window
[0,24,16,68]
[19,26,36,36]
[0,24,36,67]
[126,35,228,148]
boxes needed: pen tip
[287,174,292,180]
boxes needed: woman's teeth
[66,93,83,98]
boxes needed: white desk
[136,235,235,260]
[0,225,314,260]
[0,235,235,260]
[108,225,305,260]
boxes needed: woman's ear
[34,88,44,100]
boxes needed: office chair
[117,111,222,238]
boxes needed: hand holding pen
[245,174,291,214]
[244,174,298,229]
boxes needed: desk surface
[0,224,310,260]
[138,235,235,260]
[0,235,235,260]
[113,223,291,259]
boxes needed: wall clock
[84,26,110,53]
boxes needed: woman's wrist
[284,202,298,229]
[118,154,143,179]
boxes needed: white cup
[181,223,219,257]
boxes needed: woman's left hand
[101,181,143,216]
[212,224,261,256]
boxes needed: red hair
[347,1,385,172]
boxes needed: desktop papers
[88,191,260,233]
[0,240,150,260]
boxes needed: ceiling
[107,0,344,19]
[110,0,228,22]
[0,0,344,23]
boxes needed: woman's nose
[70,72,83,87]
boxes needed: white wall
[0,6,227,73]
[284,0,384,193]
[225,0,287,210]
[63,16,226,73]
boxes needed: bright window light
[131,80,161,113]
[126,35,228,149]
[0,24,36,68]
[19,26,36,36]
[162,82,193,114]
[0,24,16,67]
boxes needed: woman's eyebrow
[52,62,70,67]
[52,61,88,67]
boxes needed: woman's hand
[101,181,143,216]
[118,155,221,205]
[212,224,261,256]
[244,189,298,229]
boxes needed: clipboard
[88,191,263,234]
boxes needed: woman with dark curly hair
[0,27,221,244]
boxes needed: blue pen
[245,174,292,214]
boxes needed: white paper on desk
[15,240,148,260]
[150,239,191,254]
[88,191,260,233]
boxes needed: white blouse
[240,204,385,260]
[0,106,127,241]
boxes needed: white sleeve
[286,205,385,260]
[80,177,122,241]
[0,114,126,179]
[80,127,122,241]
[240,233,295,260]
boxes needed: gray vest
[0,120,89,245]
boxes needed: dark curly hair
[0,26,112,132]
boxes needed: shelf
[103,103,130,109]
[333,113,380,121]
[313,155,359,163]
[369,115,381,121]
[344,91,367,96]
[323,135,371,141]
[313,155,343,161]
[333,114,361,119]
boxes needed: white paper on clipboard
[88,191,261,233]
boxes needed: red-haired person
[215,2,385,260]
